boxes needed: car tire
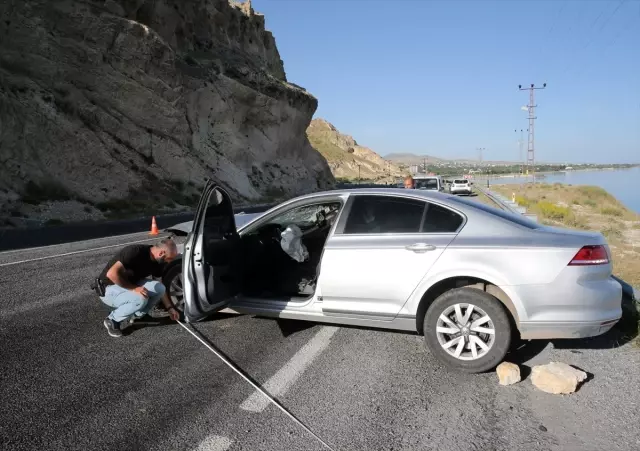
[163,264,185,312]
[148,264,184,319]
[423,287,512,374]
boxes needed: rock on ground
[496,361,521,386]
[0,0,334,225]
[531,362,588,394]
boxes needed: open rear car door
[182,180,241,322]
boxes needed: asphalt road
[1,232,639,451]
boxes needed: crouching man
[98,238,180,337]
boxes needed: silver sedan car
[168,182,622,373]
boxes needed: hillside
[306,119,405,181]
[0,0,334,226]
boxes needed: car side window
[343,196,426,234]
[266,202,342,229]
[421,203,464,233]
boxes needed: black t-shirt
[99,244,164,286]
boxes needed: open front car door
[182,180,241,322]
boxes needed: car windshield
[449,196,541,229]
[415,179,439,189]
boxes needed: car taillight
[568,245,609,266]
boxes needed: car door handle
[405,243,436,253]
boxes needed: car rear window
[453,179,468,184]
[415,179,439,189]
[449,196,541,229]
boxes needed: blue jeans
[100,279,165,323]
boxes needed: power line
[559,0,627,77]
[518,83,547,183]
[548,0,567,35]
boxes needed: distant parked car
[450,179,472,195]
[413,175,445,192]
[164,183,622,373]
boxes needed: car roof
[292,187,451,201]
[283,188,540,231]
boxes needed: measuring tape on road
[177,320,336,451]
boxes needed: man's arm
[160,289,180,320]
[105,261,138,290]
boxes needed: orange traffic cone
[149,216,159,236]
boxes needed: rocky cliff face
[0,0,334,225]
[307,119,405,181]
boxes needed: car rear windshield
[453,179,468,184]
[415,179,439,189]
[449,196,541,229]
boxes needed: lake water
[484,167,640,214]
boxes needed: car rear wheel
[423,287,512,373]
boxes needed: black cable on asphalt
[176,320,336,451]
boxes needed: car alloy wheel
[435,303,495,361]
[149,265,184,318]
[169,272,185,312]
[423,287,512,373]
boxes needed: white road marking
[0,237,163,267]
[194,435,233,451]
[240,326,338,413]
[0,231,152,256]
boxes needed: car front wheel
[423,287,512,373]
[149,264,184,318]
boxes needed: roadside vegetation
[471,187,503,208]
[492,183,640,345]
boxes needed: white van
[412,175,445,191]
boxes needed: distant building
[409,165,419,174]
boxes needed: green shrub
[514,195,531,207]
[578,186,608,197]
[584,199,597,207]
[535,201,571,221]
[600,206,623,217]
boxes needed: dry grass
[471,188,503,208]
[492,183,640,288]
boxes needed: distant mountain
[306,119,406,180]
[384,153,445,165]
[386,152,520,166]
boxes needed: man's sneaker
[103,317,123,338]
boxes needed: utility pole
[519,83,546,183]
[515,129,525,174]
[476,147,485,164]
[423,157,428,174]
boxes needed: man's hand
[133,286,149,299]
[168,307,180,321]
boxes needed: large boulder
[531,362,588,394]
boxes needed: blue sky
[252,0,639,164]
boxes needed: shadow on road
[506,339,550,367]
[553,293,638,350]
